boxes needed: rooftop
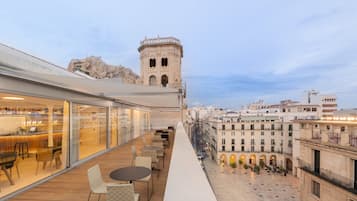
[138,37,183,57]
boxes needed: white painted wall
[164,122,217,201]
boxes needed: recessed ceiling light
[2,96,24,100]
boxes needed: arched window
[149,75,157,86]
[161,74,168,87]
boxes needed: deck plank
[9,134,173,201]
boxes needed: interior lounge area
[0,93,67,195]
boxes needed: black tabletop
[0,152,17,166]
[110,166,151,181]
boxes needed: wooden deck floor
[9,134,173,201]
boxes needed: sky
[1,0,357,109]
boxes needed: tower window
[161,58,168,66]
[149,75,157,86]
[161,74,168,87]
[149,58,156,67]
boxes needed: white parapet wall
[164,122,217,201]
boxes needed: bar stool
[14,142,29,159]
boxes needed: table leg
[2,168,14,185]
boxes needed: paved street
[204,159,300,201]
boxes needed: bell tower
[138,36,183,89]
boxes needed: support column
[62,101,70,168]
[48,105,53,147]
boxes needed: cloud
[1,0,357,108]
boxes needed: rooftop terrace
[7,122,217,201]
[9,133,172,201]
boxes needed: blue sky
[1,0,357,108]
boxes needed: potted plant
[243,164,249,170]
[254,166,260,174]
[230,161,237,173]
[282,168,287,176]
[259,160,265,168]
[238,159,243,168]
[220,161,225,173]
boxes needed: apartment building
[305,90,337,118]
[212,113,295,171]
[296,118,357,201]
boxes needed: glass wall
[0,93,150,198]
[110,107,119,148]
[0,93,68,197]
[119,108,133,144]
[71,104,107,162]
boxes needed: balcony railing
[328,133,341,144]
[298,159,356,194]
[164,122,217,201]
[350,135,357,147]
[312,132,321,140]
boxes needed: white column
[61,101,70,168]
[48,105,53,147]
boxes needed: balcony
[312,131,322,141]
[9,122,217,201]
[328,132,341,144]
[8,132,170,201]
[350,134,357,147]
[299,160,357,195]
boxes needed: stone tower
[138,36,183,89]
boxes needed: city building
[189,93,335,175]
[138,36,185,129]
[241,99,321,122]
[304,90,337,118]
[210,113,295,172]
[295,118,357,201]
[138,36,183,89]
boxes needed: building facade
[296,119,357,201]
[212,114,295,172]
[305,90,337,118]
[138,37,183,89]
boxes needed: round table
[110,166,151,183]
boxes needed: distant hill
[67,56,141,84]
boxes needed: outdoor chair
[142,136,148,146]
[141,150,160,171]
[134,156,153,201]
[87,164,116,201]
[152,135,164,143]
[151,142,165,168]
[106,183,140,201]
